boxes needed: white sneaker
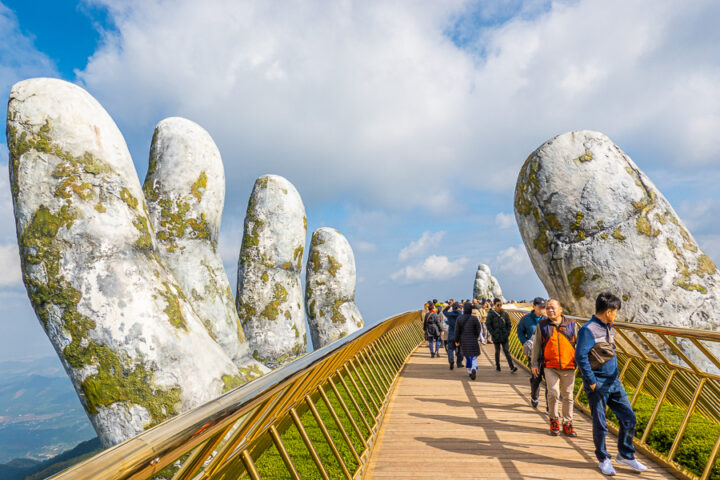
[616,456,648,472]
[599,458,616,476]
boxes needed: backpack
[522,338,534,357]
[427,318,441,337]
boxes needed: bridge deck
[366,347,676,479]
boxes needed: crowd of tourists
[421,292,648,476]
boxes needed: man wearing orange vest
[531,299,578,437]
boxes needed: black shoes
[531,399,539,408]
[470,369,477,380]
[430,352,435,358]
[511,366,518,373]
[496,366,501,371]
[449,363,454,370]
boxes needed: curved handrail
[51,310,424,479]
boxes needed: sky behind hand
[1,0,719,362]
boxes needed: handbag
[589,328,615,370]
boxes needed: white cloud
[352,240,377,253]
[495,244,533,275]
[391,255,468,283]
[0,243,21,287]
[495,212,515,229]
[75,0,720,217]
[398,231,445,261]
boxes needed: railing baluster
[668,378,707,461]
[239,450,260,480]
[640,370,676,444]
[630,363,653,408]
[690,338,720,373]
[318,384,361,463]
[343,364,377,425]
[305,395,353,480]
[347,360,380,415]
[363,348,391,389]
[659,334,703,375]
[700,429,720,480]
[269,425,301,480]
[172,423,235,480]
[354,356,384,407]
[370,342,396,385]
[329,375,369,449]
[290,406,330,480]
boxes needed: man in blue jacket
[443,301,463,370]
[575,292,648,476]
[517,297,546,408]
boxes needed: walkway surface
[365,346,676,479]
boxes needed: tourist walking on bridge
[443,301,463,370]
[486,299,517,373]
[472,298,488,344]
[531,299,578,437]
[454,302,481,380]
[518,297,547,409]
[423,304,443,358]
[576,292,647,475]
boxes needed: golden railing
[505,308,720,480]
[51,311,424,480]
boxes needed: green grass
[253,370,385,479]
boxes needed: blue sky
[1,0,720,363]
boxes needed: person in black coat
[423,305,443,358]
[443,302,464,370]
[454,302,481,380]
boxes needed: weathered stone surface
[473,264,505,302]
[306,228,364,348]
[7,78,240,447]
[143,117,268,381]
[236,175,307,368]
[515,130,720,370]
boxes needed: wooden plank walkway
[365,346,677,479]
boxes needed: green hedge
[573,376,720,478]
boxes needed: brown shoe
[549,418,560,436]
[563,422,578,437]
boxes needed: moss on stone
[697,254,717,276]
[622,294,629,301]
[191,171,207,201]
[261,283,288,321]
[570,211,584,231]
[567,267,586,299]
[80,346,181,428]
[310,250,321,273]
[546,214,562,231]
[533,225,549,254]
[331,299,347,324]
[612,228,626,241]
[222,374,245,393]
[133,216,153,250]
[261,272,269,282]
[281,262,292,270]
[684,243,698,253]
[674,282,708,294]
[158,282,189,331]
[591,274,601,281]
[293,245,304,270]
[327,255,342,277]
[576,149,593,163]
[120,187,139,210]
[601,233,608,240]
[94,202,106,213]
[308,300,317,318]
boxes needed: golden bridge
[49,309,720,480]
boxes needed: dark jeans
[427,336,442,355]
[530,364,546,402]
[585,378,636,462]
[447,342,463,366]
[494,341,515,369]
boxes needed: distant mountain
[0,357,96,463]
[0,437,102,480]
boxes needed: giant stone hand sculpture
[7,78,243,446]
[143,117,268,381]
[514,130,720,371]
[473,264,505,302]
[306,227,364,348]
[236,175,307,368]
